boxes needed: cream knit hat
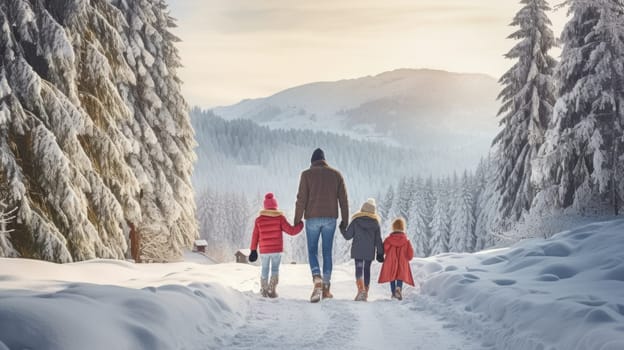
[360,198,377,214]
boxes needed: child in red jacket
[378,218,414,300]
[249,193,303,298]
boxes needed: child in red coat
[249,193,303,298]
[378,218,414,300]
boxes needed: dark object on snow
[128,221,141,263]
[376,253,384,263]
[311,148,325,163]
[249,250,258,262]
[235,249,250,263]
[193,240,208,253]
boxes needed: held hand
[376,253,384,263]
[339,220,347,232]
[248,250,258,262]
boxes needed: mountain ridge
[211,68,501,159]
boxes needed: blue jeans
[390,280,403,294]
[260,253,282,280]
[305,217,337,283]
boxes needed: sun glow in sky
[168,0,568,108]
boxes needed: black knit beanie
[311,148,325,163]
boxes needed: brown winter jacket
[294,160,349,225]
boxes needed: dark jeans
[390,280,403,294]
[355,259,372,286]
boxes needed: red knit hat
[263,193,278,210]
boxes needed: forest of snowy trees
[373,162,497,258]
[192,109,503,262]
[194,0,624,263]
[495,0,624,223]
[0,0,197,262]
[1,0,622,264]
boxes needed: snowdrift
[1,219,623,350]
[0,260,251,350]
[414,219,624,350]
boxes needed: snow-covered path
[222,263,481,350]
[0,257,482,350]
[3,220,624,350]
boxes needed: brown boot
[393,287,403,301]
[260,278,269,297]
[267,275,279,298]
[322,282,333,299]
[310,275,323,303]
[364,285,369,301]
[354,279,366,301]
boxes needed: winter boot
[267,275,279,298]
[354,279,367,301]
[310,275,323,303]
[322,282,333,299]
[260,278,269,298]
[393,287,403,301]
[364,285,369,301]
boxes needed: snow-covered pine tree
[408,177,430,257]
[473,157,500,251]
[535,0,624,215]
[494,0,557,225]
[112,0,198,261]
[449,172,476,252]
[0,0,196,262]
[423,176,435,234]
[0,0,142,262]
[378,185,395,224]
[429,179,451,255]
[394,177,414,223]
[0,200,17,257]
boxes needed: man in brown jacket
[294,148,349,303]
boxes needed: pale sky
[168,0,568,108]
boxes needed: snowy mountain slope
[211,69,501,153]
[1,219,623,349]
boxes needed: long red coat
[250,211,303,254]
[378,232,415,286]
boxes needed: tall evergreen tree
[394,177,414,223]
[0,0,197,262]
[378,185,395,223]
[408,177,430,257]
[0,200,16,257]
[494,0,557,224]
[113,0,198,261]
[535,0,624,215]
[473,157,500,251]
[430,180,451,255]
[0,0,140,262]
[449,172,476,252]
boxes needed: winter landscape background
[1,0,624,349]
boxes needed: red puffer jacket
[250,210,304,254]
[378,232,415,286]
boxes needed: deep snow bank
[414,219,624,350]
[0,260,250,350]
